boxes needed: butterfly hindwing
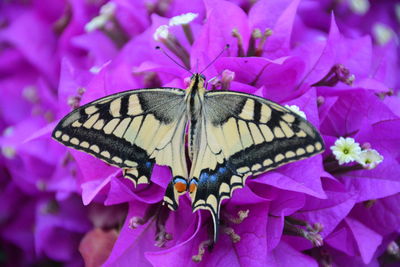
[52,88,188,205]
[189,91,325,240]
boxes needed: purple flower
[1,0,400,266]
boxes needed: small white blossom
[153,25,170,41]
[330,137,361,165]
[85,2,116,32]
[22,85,38,103]
[357,149,383,169]
[348,0,370,15]
[3,126,14,137]
[285,105,307,119]
[169,13,198,26]
[372,23,393,45]
[2,146,16,159]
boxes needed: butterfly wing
[52,88,188,208]
[189,91,325,241]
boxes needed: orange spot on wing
[174,182,187,193]
[189,182,197,193]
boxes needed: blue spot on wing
[209,174,217,182]
[145,161,152,168]
[199,166,228,184]
[218,167,227,174]
[199,172,209,183]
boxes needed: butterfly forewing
[189,91,325,240]
[52,88,188,207]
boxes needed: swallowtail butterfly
[53,73,325,241]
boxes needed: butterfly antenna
[155,46,194,75]
[199,44,230,74]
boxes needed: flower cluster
[330,137,383,169]
[1,0,399,266]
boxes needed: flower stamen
[68,87,86,110]
[154,205,172,247]
[208,76,221,90]
[154,224,172,247]
[377,88,394,99]
[223,226,241,243]
[225,209,249,224]
[128,204,160,229]
[247,28,262,57]
[169,13,198,45]
[284,217,324,247]
[53,3,72,35]
[129,216,146,229]
[85,2,129,48]
[312,64,355,87]
[129,204,172,247]
[255,28,272,57]
[221,69,235,90]
[146,0,171,16]
[192,240,213,262]
[232,28,245,57]
[154,25,191,69]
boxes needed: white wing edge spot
[62,134,70,142]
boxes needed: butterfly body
[53,73,325,242]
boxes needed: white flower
[357,149,383,169]
[85,2,116,32]
[22,85,38,103]
[348,0,370,15]
[169,13,198,26]
[2,146,16,159]
[153,25,170,41]
[285,105,307,119]
[372,23,393,45]
[330,137,361,165]
[3,127,14,137]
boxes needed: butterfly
[52,73,325,242]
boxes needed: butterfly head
[190,73,206,83]
[187,73,206,94]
